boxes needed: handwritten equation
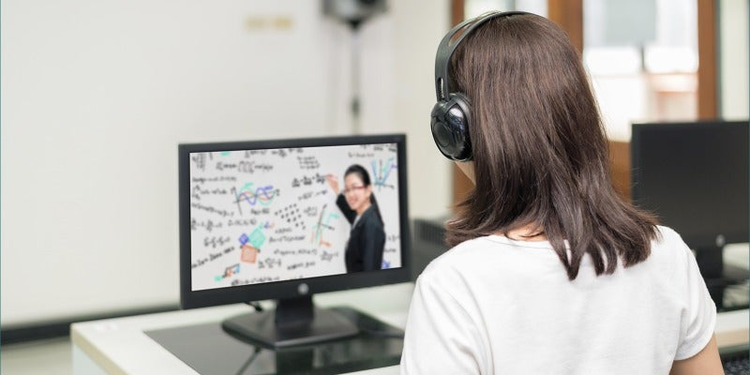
[291,173,327,187]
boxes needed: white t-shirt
[400,226,716,375]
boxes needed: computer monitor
[630,120,749,284]
[178,134,410,348]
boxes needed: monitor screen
[630,120,748,249]
[178,134,410,347]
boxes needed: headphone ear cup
[430,93,473,161]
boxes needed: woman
[400,11,722,374]
[326,164,386,272]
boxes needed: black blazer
[336,194,386,272]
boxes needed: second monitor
[631,120,749,309]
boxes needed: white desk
[72,282,749,375]
[72,283,414,375]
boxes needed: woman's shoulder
[641,225,698,272]
[431,235,502,259]
[360,206,382,225]
[654,225,680,241]
[414,237,494,295]
[650,225,691,255]
[418,235,554,281]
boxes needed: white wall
[1,0,451,327]
[719,0,749,119]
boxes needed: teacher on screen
[326,164,386,272]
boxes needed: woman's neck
[356,201,372,216]
[503,224,547,242]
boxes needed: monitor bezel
[178,134,411,309]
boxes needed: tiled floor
[1,337,72,375]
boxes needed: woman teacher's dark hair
[445,13,659,280]
[345,164,384,226]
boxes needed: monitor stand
[696,246,729,308]
[695,246,749,311]
[695,246,724,280]
[222,295,359,348]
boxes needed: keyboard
[721,344,749,375]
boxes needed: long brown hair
[445,13,658,280]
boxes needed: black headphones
[431,11,528,161]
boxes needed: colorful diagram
[371,158,397,189]
[232,183,279,215]
[241,245,259,264]
[238,224,267,265]
[240,225,267,249]
[311,204,340,247]
[215,263,240,281]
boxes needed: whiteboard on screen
[187,143,402,291]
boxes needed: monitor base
[695,246,750,311]
[222,296,359,348]
[146,306,404,374]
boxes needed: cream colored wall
[0,0,452,327]
[720,0,749,119]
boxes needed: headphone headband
[430,10,530,162]
[434,11,529,101]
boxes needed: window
[583,0,698,140]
